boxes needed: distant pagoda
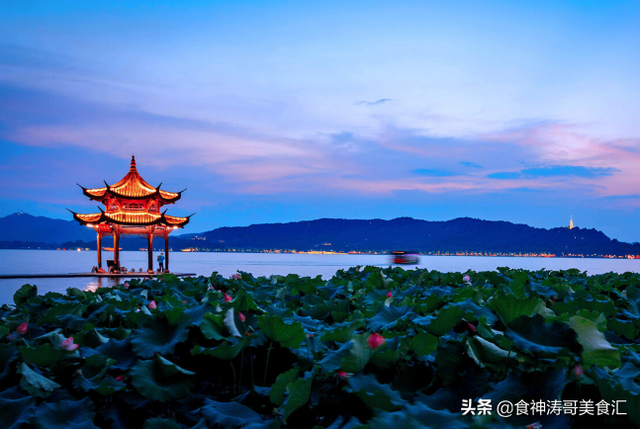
[69,156,192,273]
[569,216,574,230]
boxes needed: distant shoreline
[1,247,638,260]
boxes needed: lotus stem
[263,341,273,386]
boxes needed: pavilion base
[0,272,195,279]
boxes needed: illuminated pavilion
[69,156,192,273]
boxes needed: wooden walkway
[0,272,196,279]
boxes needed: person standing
[157,252,165,272]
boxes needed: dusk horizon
[3,1,640,242]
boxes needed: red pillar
[165,232,169,272]
[147,233,153,273]
[97,233,102,269]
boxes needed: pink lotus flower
[366,333,386,350]
[571,364,583,378]
[337,370,350,378]
[61,337,79,351]
[115,375,125,382]
[224,293,232,302]
[231,274,241,280]
[463,275,471,283]
[182,300,188,304]
[148,300,157,310]
[238,312,246,322]
[124,282,130,289]
[16,323,28,335]
[386,290,393,298]
[466,322,477,333]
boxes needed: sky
[2,1,640,241]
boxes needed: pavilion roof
[79,156,183,203]
[70,210,192,227]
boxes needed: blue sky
[2,1,640,241]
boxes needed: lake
[1,249,638,304]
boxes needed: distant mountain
[2,214,640,257]
[196,217,640,256]
[0,213,95,244]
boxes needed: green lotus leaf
[33,397,98,429]
[411,332,438,357]
[341,334,376,373]
[130,355,195,402]
[367,305,413,331]
[320,320,363,343]
[0,344,18,382]
[608,318,637,340]
[130,310,191,358]
[200,397,262,427]
[318,341,352,373]
[593,366,640,427]
[569,316,621,368]
[19,363,61,398]
[270,368,298,406]
[506,314,582,357]
[86,339,136,371]
[282,374,314,422]
[465,336,516,369]
[142,417,182,429]
[487,293,541,325]
[191,337,249,360]
[348,374,404,412]
[14,284,37,306]
[434,341,465,386]
[257,315,305,349]
[0,326,10,339]
[19,343,66,368]
[74,328,109,348]
[0,396,35,429]
[38,303,85,326]
[417,305,463,337]
[200,313,226,340]
[370,349,400,369]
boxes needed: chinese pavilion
[69,156,192,273]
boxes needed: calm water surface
[1,249,638,304]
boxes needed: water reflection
[83,277,123,293]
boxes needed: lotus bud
[115,375,125,382]
[366,333,386,350]
[387,290,393,298]
[239,312,246,322]
[337,370,350,378]
[571,364,583,379]
[61,337,79,351]
[148,300,157,310]
[16,323,28,335]
[224,292,232,302]
[463,275,471,283]
[124,282,129,289]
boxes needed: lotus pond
[1,267,640,429]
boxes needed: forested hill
[199,217,640,256]
[2,213,640,257]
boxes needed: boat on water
[390,251,420,265]
[103,247,123,251]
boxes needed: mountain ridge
[1,213,637,257]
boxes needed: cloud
[521,165,619,178]
[488,165,620,180]
[412,169,458,177]
[487,172,522,180]
[461,161,482,168]
[354,99,392,106]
